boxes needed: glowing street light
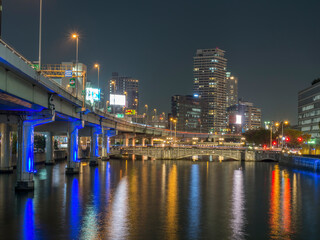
[94,63,100,89]
[71,33,79,99]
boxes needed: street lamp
[38,0,43,71]
[173,119,177,146]
[94,64,100,89]
[145,104,148,124]
[134,98,138,122]
[72,33,79,99]
[94,63,100,108]
[281,121,289,149]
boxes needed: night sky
[3,0,320,124]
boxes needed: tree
[283,128,311,148]
[243,129,270,145]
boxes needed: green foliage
[34,135,46,150]
[283,128,311,147]
[243,129,270,145]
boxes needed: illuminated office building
[226,72,238,107]
[193,48,227,133]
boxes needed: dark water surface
[0,160,320,240]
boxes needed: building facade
[109,72,139,112]
[171,95,204,132]
[193,48,227,133]
[226,72,238,108]
[298,80,320,138]
[227,101,261,133]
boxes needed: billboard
[110,94,126,106]
[229,114,242,125]
[125,109,136,115]
[86,88,101,104]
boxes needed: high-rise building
[171,95,204,132]
[226,72,238,107]
[193,48,228,133]
[298,79,320,138]
[227,100,262,133]
[109,72,139,111]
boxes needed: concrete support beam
[132,138,135,147]
[66,120,83,174]
[142,138,146,147]
[0,123,13,173]
[150,138,154,147]
[44,132,55,165]
[16,113,54,191]
[101,130,110,161]
[89,126,101,166]
[125,135,129,147]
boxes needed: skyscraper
[226,72,238,107]
[193,48,227,133]
[109,72,139,111]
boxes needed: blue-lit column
[44,132,55,165]
[0,123,13,173]
[16,115,54,191]
[66,121,83,174]
[89,126,101,166]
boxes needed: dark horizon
[3,0,320,125]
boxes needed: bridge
[117,146,282,161]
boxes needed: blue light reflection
[188,164,200,239]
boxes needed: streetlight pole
[281,121,289,149]
[72,34,79,99]
[145,104,148,125]
[174,119,177,147]
[94,64,100,109]
[38,0,42,71]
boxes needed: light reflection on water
[1,160,320,239]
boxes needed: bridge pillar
[125,135,129,147]
[142,138,146,147]
[16,114,54,191]
[132,138,135,147]
[101,132,110,161]
[66,121,83,174]
[0,123,13,173]
[89,126,101,166]
[44,132,55,165]
[150,138,154,147]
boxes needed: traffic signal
[297,137,303,142]
[272,141,277,146]
[285,137,290,142]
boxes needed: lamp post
[94,63,100,108]
[145,104,148,124]
[72,34,79,99]
[134,98,138,122]
[170,117,173,144]
[38,0,43,71]
[173,119,177,147]
[280,121,289,149]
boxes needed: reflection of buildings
[171,95,204,132]
[193,48,228,133]
[226,72,238,108]
[109,72,139,113]
[231,170,245,240]
[227,100,261,133]
[269,165,293,238]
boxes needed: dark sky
[3,0,320,124]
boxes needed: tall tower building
[193,48,227,133]
[226,72,238,107]
[109,72,139,111]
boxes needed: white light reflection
[231,169,246,240]
[108,176,128,240]
[188,164,200,239]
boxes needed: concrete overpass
[0,39,172,191]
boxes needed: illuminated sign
[116,114,124,118]
[65,70,73,77]
[125,109,136,115]
[110,94,126,106]
[236,115,242,125]
[308,139,316,144]
[86,88,101,104]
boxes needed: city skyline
[2,0,320,124]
